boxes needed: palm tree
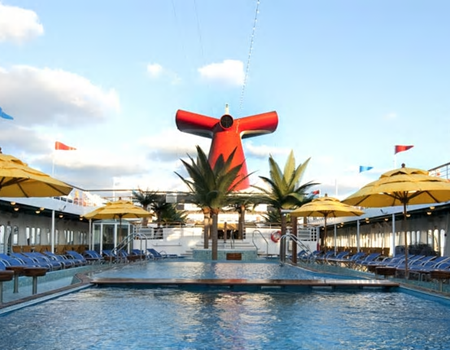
[227,193,267,239]
[132,189,159,227]
[149,196,173,228]
[253,150,318,242]
[175,145,249,260]
[160,204,188,226]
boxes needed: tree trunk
[291,215,297,264]
[142,205,149,227]
[211,212,218,260]
[202,208,210,249]
[279,210,287,261]
[238,204,245,240]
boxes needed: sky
[1,0,450,201]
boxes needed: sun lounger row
[0,251,89,271]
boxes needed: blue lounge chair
[23,252,63,271]
[315,251,335,264]
[147,248,165,259]
[11,253,53,271]
[326,251,350,265]
[65,250,88,266]
[337,252,367,267]
[83,250,105,264]
[102,250,126,263]
[355,253,382,270]
[43,251,76,268]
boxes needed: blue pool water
[92,260,354,280]
[1,261,450,350]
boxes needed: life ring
[271,230,281,243]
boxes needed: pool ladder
[279,233,314,265]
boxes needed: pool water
[91,260,355,280]
[1,261,450,349]
[1,288,450,349]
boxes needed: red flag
[394,145,413,154]
[312,190,320,196]
[55,141,76,151]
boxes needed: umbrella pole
[323,216,328,251]
[403,203,409,278]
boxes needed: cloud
[244,141,290,160]
[146,63,181,84]
[0,65,120,126]
[0,3,44,44]
[383,112,397,120]
[147,63,163,77]
[198,59,244,86]
[138,128,210,162]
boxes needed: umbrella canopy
[84,199,152,220]
[291,194,364,249]
[342,164,450,274]
[0,153,73,197]
[343,166,450,208]
[84,199,152,251]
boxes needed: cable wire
[239,0,261,112]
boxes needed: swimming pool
[1,261,450,349]
[91,260,355,280]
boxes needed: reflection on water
[93,260,352,280]
[1,288,450,350]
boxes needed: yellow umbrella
[342,164,450,274]
[84,199,152,239]
[291,194,364,250]
[0,153,73,197]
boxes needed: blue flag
[359,166,373,173]
[0,107,14,120]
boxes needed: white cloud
[198,59,244,86]
[0,65,120,125]
[244,141,290,159]
[147,63,163,77]
[0,3,44,44]
[138,128,210,162]
[146,63,181,84]
[384,112,397,120]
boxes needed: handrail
[112,230,148,261]
[252,230,269,257]
[279,233,314,265]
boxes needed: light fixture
[35,210,40,214]
[427,211,432,215]
[406,214,411,218]
[40,207,45,211]
[14,207,19,211]
[384,218,388,221]
[430,206,435,210]
[59,214,63,218]
[10,202,15,206]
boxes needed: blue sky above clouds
[0,0,449,199]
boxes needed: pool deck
[91,277,400,291]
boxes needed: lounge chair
[23,252,63,271]
[0,254,30,268]
[314,251,336,264]
[326,251,350,265]
[11,252,53,271]
[65,250,88,266]
[43,251,76,268]
[337,252,367,268]
[410,258,450,281]
[102,250,125,263]
[83,250,105,264]
[354,253,382,270]
[131,249,147,259]
[147,248,165,260]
